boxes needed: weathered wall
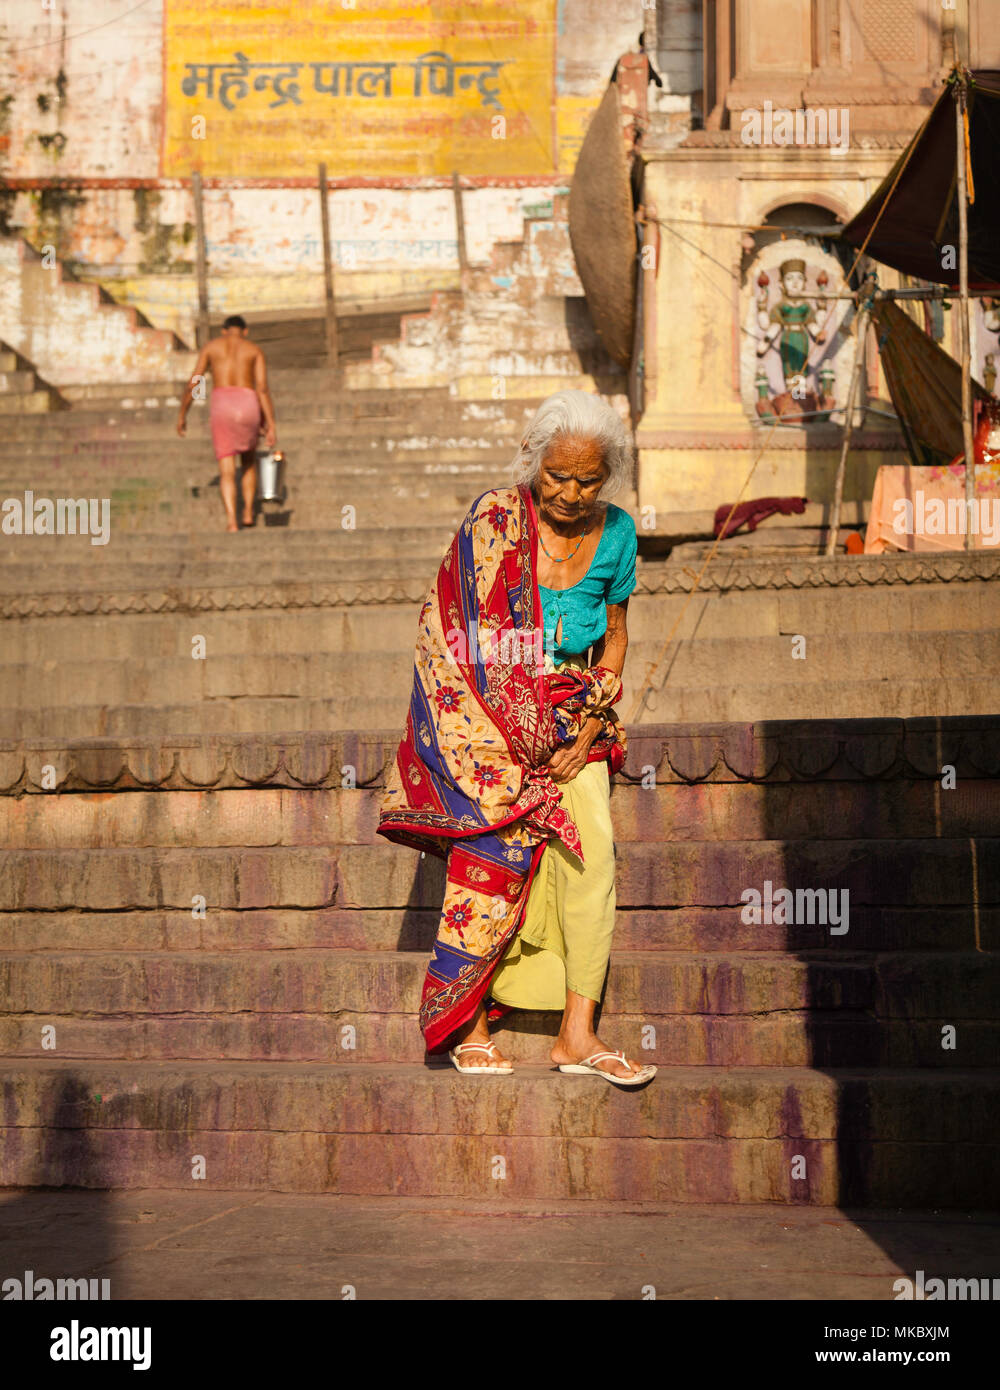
[0,183,551,339]
[0,1,163,181]
[0,237,189,384]
[0,0,640,341]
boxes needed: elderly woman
[378,390,655,1086]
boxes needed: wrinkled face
[532,434,609,521]
[782,270,806,296]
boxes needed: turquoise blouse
[538,502,637,661]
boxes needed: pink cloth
[210,386,261,461]
[864,463,1000,553]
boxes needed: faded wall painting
[163,0,558,178]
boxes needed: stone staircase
[207,295,435,371]
[0,288,998,1207]
[1,719,997,1203]
[0,236,192,387]
[2,367,999,729]
[346,194,627,398]
[0,342,67,415]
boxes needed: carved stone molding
[0,579,430,620]
[1,550,995,620]
[634,551,1000,595]
[678,130,916,149]
[2,717,998,794]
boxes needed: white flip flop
[449,1041,514,1075]
[558,1049,656,1087]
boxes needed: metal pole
[191,171,210,349]
[955,78,975,552]
[452,171,468,279]
[825,297,872,557]
[318,162,339,367]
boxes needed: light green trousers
[489,755,616,1011]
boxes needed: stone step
[0,476,497,510]
[0,652,409,709]
[648,672,1000,723]
[1,839,994,911]
[4,243,188,386]
[3,1060,996,1204]
[0,552,995,642]
[0,557,440,597]
[653,502,873,546]
[0,478,509,518]
[2,904,993,955]
[634,628,1000,688]
[0,412,537,447]
[0,454,515,484]
[0,494,475,537]
[0,368,42,394]
[2,780,998,850]
[0,696,408,739]
[2,983,994,1070]
[0,391,59,415]
[208,303,431,332]
[1,428,524,457]
[0,400,541,439]
[2,947,994,1030]
[6,671,999,736]
[10,674,1000,735]
[5,584,995,662]
[57,378,457,405]
[672,529,833,557]
[0,529,455,569]
[1,480,635,542]
[1,631,993,712]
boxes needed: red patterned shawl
[377,483,626,1051]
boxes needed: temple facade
[636,0,1000,519]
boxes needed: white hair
[511,390,633,500]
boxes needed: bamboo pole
[825,292,873,557]
[954,76,975,552]
[452,171,468,279]
[191,171,210,349]
[318,162,339,367]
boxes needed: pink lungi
[210,386,261,462]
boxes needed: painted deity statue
[754,259,836,422]
[980,298,1000,397]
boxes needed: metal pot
[255,448,287,504]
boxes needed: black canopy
[841,71,1000,292]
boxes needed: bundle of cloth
[713,495,807,540]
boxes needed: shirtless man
[176,315,278,532]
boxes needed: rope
[626,416,777,721]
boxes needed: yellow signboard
[163,0,557,179]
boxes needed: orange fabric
[864,463,1000,552]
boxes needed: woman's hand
[545,716,602,783]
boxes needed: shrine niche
[741,238,854,426]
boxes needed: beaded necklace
[537,514,591,562]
